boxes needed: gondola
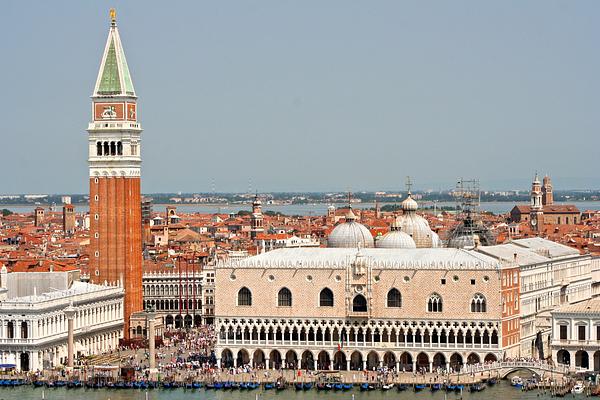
[360,383,375,391]
[414,384,427,392]
[470,383,486,392]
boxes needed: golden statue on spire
[110,8,116,25]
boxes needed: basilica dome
[448,234,478,248]
[376,228,416,249]
[431,231,443,248]
[327,209,374,248]
[396,193,434,248]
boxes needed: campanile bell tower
[87,9,142,339]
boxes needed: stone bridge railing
[461,361,570,377]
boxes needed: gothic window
[352,295,367,312]
[110,141,116,156]
[103,141,109,155]
[427,293,443,312]
[471,293,487,312]
[319,288,334,307]
[237,287,252,306]
[278,287,292,307]
[387,288,402,308]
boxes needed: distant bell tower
[87,9,143,339]
[250,194,264,240]
[63,204,76,236]
[34,207,45,227]
[530,173,544,233]
[542,175,553,206]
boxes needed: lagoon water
[0,381,568,400]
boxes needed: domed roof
[327,209,374,248]
[376,229,416,249]
[401,195,418,211]
[431,231,443,248]
[396,193,435,248]
[448,234,478,248]
[396,213,433,248]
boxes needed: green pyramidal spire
[94,11,136,97]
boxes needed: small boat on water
[263,382,275,390]
[511,376,523,388]
[470,383,486,392]
[343,383,353,391]
[360,383,375,391]
[454,384,464,392]
[381,383,394,390]
[397,383,409,391]
[192,382,202,389]
[431,383,442,391]
[414,384,427,392]
[275,381,286,391]
[487,377,497,386]
[572,382,585,394]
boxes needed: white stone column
[147,311,157,369]
[64,304,77,369]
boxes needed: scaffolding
[447,179,495,248]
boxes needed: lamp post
[64,303,77,369]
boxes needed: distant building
[34,207,45,227]
[510,175,580,228]
[62,204,75,235]
[142,258,213,328]
[250,195,264,240]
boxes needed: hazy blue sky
[2,1,599,194]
